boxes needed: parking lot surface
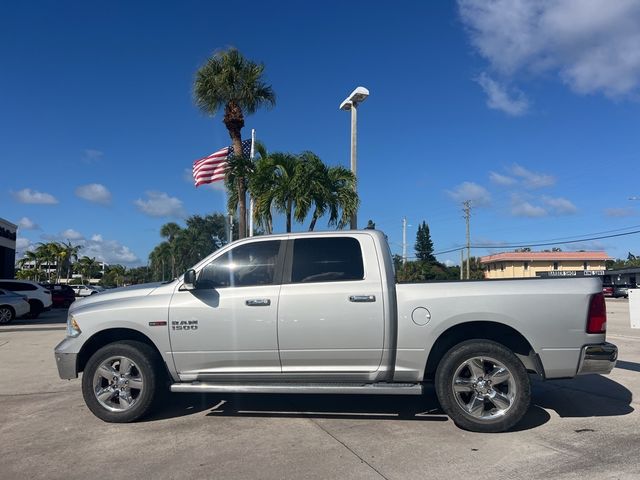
[1,299,638,480]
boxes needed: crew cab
[54,230,617,432]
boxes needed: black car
[40,284,76,308]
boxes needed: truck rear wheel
[434,339,531,433]
[81,341,161,423]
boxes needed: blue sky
[2,0,639,267]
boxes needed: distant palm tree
[77,256,99,285]
[35,243,55,282]
[17,251,39,280]
[60,241,82,283]
[149,242,171,282]
[193,48,276,239]
[160,222,182,279]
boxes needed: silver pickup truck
[54,230,617,432]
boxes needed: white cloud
[40,229,139,265]
[511,200,547,217]
[543,196,578,215]
[61,229,84,240]
[15,237,32,257]
[81,234,139,264]
[443,259,455,267]
[82,149,104,164]
[17,217,39,230]
[475,73,530,116]
[459,0,640,99]
[489,171,517,186]
[134,191,186,218]
[447,182,491,206]
[509,164,556,189]
[604,207,637,217]
[12,188,58,204]
[75,183,112,205]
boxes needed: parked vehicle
[602,284,614,297]
[41,284,76,308]
[0,280,52,318]
[71,285,100,297]
[54,230,617,433]
[613,284,631,299]
[0,288,31,323]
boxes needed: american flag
[192,139,252,187]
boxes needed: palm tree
[149,242,171,282]
[17,251,39,280]
[60,241,82,283]
[77,256,99,285]
[193,48,276,239]
[249,150,359,233]
[35,242,55,282]
[160,222,182,279]
[324,165,359,230]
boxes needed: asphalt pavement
[0,299,638,480]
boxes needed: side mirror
[183,269,197,290]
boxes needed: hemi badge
[149,321,167,327]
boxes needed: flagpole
[249,128,256,237]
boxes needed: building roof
[480,251,610,264]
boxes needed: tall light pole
[340,86,369,230]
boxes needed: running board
[170,382,423,395]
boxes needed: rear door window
[290,237,364,283]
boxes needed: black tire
[0,305,15,324]
[28,299,43,318]
[435,339,531,433]
[81,340,163,423]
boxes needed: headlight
[67,314,81,338]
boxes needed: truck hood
[69,282,165,312]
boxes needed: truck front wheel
[434,339,531,433]
[81,341,161,423]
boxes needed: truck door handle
[349,295,376,303]
[245,298,271,307]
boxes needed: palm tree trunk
[286,200,293,233]
[225,101,246,239]
[309,213,319,231]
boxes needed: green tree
[249,151,358,233]
[149,214,230,281]
[77,256,99,285]
[415,221,435,263]
[323,165,358,230]
[60,241,82,283]
[160,222,182,279]
[194,48,276,239]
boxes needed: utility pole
[460,249,464,280]
[402,217,407,265]
[463,201,472,280]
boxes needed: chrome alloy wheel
[451,356,516,421]
[0,307,13,323]
[92,356,144,412]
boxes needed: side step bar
[170,382,423,395]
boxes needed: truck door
[169,240,284,377]
[277,235,385,375]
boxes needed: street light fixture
[340,86,369,230]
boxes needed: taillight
[587,293,607,334]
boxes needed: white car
[0,288,31,323]
[71,285,100,297]
[0,280,52,318]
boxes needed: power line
[427,228,640,258]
